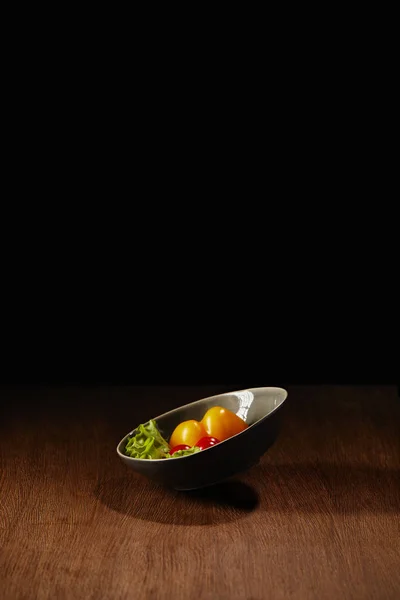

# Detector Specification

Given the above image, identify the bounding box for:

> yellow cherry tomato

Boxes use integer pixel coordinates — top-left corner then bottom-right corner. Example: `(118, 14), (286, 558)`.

(169, 419), (207, 448)
(201, 406), (248, 442)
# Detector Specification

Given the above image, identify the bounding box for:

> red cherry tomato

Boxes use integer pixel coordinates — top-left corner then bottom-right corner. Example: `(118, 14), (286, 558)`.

(196, 436), (221, 450)
(169, 444), (191, 455)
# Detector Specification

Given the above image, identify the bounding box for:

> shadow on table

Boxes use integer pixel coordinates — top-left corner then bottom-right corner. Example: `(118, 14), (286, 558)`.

(94, 463), (399, 524)
(94, 477), (259, 525)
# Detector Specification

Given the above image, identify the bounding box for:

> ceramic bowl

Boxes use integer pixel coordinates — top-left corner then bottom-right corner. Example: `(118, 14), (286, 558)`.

(116, 386), (288, 490)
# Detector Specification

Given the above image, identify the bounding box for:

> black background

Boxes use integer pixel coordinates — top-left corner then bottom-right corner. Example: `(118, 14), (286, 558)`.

(1, 199), (397, 390)
(1, 197), (397, 390)
(2, 58), (397, 392)
(1, 271), (397, 388)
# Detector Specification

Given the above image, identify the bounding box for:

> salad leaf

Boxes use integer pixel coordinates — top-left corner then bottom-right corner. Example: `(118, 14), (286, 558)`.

(166, 446), (201, 458)
(125, 419), (170, 459)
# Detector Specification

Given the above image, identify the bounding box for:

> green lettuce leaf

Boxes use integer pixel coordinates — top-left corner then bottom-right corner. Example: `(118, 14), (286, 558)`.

(166, 446), (201, 458)
(125, 419), (170, 459)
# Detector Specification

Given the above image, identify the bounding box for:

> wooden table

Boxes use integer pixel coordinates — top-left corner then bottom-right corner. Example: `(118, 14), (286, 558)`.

(1, 385), (399, 600)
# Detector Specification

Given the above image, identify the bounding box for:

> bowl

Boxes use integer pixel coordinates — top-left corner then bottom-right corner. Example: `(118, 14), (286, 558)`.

(116, 386), (288, 490)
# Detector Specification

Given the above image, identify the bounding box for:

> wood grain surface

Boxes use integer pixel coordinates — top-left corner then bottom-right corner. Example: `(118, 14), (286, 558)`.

(1, 385), (399, 600)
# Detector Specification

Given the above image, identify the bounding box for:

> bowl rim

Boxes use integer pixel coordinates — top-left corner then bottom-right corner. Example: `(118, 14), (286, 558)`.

(116, 386), (288, 462)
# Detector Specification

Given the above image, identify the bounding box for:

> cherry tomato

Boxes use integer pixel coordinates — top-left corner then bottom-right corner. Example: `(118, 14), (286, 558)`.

(169, 444), (191, 455)
(196, 436), (220, 450)
(169, 419), (207, 448)
(201, 406), (248, 442)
